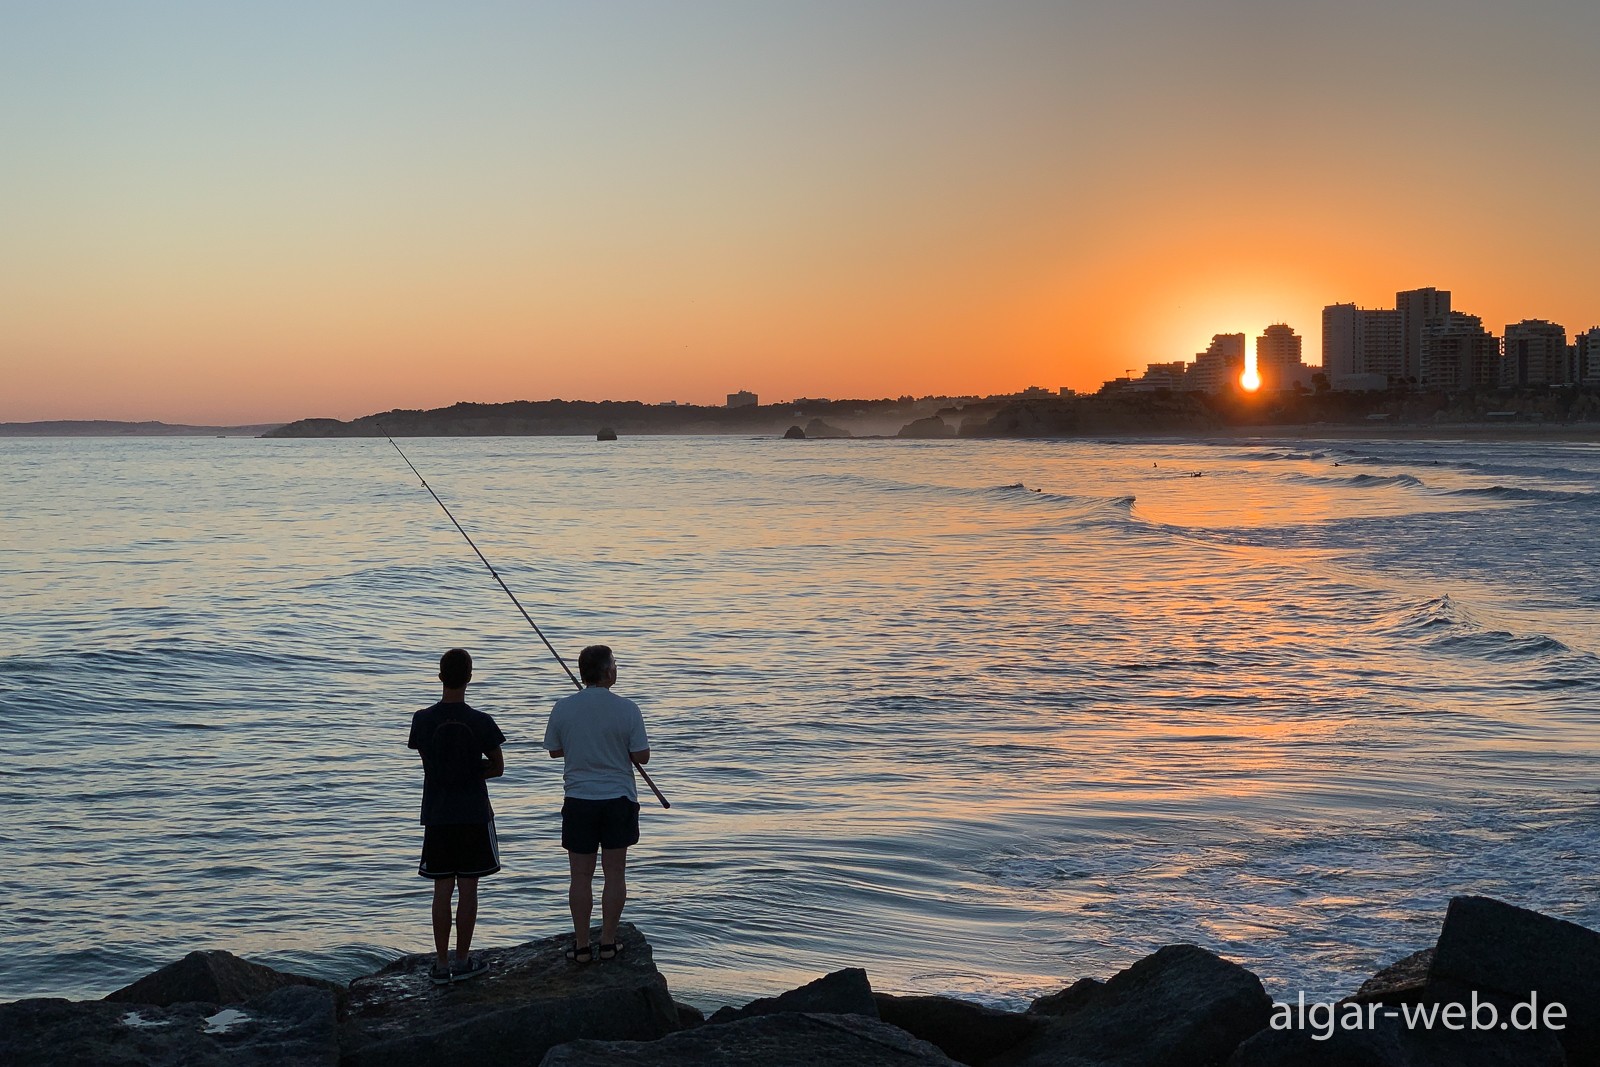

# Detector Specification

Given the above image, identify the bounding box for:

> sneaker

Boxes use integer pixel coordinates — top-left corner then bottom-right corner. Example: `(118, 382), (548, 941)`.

(452, 954), (488, 982)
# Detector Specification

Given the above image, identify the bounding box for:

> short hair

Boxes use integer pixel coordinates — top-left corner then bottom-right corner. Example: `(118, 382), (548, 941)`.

(439, 648), (473, 688)
(577, 644), (614, 684)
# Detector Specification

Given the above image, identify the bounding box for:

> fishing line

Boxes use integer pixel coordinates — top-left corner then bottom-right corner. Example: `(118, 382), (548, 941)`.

(382, 426), (670, 808)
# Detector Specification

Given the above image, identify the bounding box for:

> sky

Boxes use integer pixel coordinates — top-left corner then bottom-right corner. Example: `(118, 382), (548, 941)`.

(2, 0), (1597, 424)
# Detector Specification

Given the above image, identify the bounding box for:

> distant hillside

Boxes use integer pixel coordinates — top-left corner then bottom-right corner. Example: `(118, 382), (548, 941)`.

(0, 420), (284, 437)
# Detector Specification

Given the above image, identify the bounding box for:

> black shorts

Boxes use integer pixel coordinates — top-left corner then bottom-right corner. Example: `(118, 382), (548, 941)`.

(561, 796), (640, 854)
(418, 820), (501, 879)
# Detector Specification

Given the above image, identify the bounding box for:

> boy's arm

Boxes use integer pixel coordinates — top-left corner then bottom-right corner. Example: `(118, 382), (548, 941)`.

(482, 748), (504, 779)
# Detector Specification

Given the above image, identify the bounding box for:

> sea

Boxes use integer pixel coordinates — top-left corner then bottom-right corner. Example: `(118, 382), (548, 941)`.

(2, 434), (1597, 1010)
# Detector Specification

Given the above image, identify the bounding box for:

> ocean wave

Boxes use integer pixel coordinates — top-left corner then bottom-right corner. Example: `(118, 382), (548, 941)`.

(1286, 472), (1424, 489)
(1380, 595), (1573, 662)
(1443, 485), (1595, 504)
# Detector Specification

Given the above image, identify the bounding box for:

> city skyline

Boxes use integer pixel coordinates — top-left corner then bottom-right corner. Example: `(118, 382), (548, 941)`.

(4, 1), (1599, 424)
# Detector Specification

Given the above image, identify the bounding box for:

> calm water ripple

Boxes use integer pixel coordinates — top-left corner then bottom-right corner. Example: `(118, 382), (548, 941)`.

(2, 435), (1598, 1008)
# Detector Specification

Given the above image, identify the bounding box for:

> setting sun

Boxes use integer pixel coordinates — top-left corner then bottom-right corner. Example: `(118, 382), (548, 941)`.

(1240, 352), (1262, 392)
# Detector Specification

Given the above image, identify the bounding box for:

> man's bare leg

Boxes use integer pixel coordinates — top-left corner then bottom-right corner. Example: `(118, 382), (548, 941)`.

(431, 877), (455, 970)
(568, 851), (598, 947)
(599, 847), (627, 947)
(454, 877), (479, 965)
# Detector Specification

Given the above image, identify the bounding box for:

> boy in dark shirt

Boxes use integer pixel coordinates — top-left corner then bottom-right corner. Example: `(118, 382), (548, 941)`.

(408, 648), (505, 984)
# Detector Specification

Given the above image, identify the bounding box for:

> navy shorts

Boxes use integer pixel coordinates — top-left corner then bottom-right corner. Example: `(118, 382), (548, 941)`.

(418, 820), (501, 879)
(561, 796), (640, 854)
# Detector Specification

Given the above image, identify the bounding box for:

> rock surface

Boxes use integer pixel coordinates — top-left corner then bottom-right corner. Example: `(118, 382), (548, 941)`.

(874, 992), (1040, 1065)
(804, 418), (852, 438)
(897, 415), (955, 438)
(995, 944), (1271, 1067)
(541, 1011), (961, 1066)
(103, 948), (338, 1007)
(1429, 894), (1599, 1066)
(1028, 977), (1105, 1017)
(1349, 948), (1434, 1005)
(707, 967), (878, 1025)
(339, 923), (679, 1067)
(0, 984), (338, 1066)
(783, 424), (806, 439)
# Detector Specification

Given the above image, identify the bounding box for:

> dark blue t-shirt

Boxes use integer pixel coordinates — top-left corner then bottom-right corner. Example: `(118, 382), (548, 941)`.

(407, 701), (506, 825)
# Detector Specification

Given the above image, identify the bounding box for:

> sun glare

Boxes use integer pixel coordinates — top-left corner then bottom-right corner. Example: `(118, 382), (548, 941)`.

(1240, 352), (1261, 392)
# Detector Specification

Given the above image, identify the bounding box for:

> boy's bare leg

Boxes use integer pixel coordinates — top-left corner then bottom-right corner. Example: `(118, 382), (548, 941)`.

(431, 877), (455, 969)
(600, 847), (627, 946)
(568, 851), (598, 947)
(455, 877), (479, 964)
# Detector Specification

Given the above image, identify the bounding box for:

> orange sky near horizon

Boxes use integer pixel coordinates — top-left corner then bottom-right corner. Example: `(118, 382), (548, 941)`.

(3, 2), (1597, 425)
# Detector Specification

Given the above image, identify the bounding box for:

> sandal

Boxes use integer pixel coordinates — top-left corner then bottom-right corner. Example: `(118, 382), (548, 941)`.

(598, 942), (623, 961)
(429, 961), (452, 986)
(565, 943), (593, 964)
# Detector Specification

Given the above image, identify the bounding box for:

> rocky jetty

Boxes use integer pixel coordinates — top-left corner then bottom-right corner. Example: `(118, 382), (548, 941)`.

(2, 897), (1595, 1067)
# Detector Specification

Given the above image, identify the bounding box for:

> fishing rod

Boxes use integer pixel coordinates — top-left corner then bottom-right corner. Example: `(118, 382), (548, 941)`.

(381, 425), (670, 809)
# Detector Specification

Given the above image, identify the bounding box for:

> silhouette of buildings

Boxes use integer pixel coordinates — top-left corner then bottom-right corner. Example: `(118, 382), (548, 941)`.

(1322, 303), (1402, 386)
(1502, 320), (1569, 387)
(1397, 287), (1451, 381)
(726, 390), (759, 408)
(1421, 313), (1499, 391)
(1184, 333), (1247, 393)
(1577, 328), (1600, 386)
(1255, 324), (1313, 390)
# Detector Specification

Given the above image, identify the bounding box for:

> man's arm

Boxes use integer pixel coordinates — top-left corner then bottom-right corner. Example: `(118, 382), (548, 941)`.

(482, 748), (504, 779)
(548, 748), (563, 759)
(630, 748), (650, 766)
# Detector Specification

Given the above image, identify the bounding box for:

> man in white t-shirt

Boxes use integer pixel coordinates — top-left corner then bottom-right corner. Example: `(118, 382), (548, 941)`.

(543, 644), (650, 963)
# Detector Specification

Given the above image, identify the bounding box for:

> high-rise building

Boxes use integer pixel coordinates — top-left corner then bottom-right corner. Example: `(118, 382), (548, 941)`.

(1184, 333), (1246, 393)
(1577, 328), (1600, 386)
(1502, 320), (1570, 386)
(1421, 313), (1498, 391)
(1397, 287), (1451, 381)
(726, 390), (759, 408)
(1322, 303), (1402, 386)
(1255, 324), (1313, 390)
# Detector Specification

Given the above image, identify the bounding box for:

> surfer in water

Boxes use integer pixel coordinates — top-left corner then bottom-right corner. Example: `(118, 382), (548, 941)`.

(543, 644), (650, 963)
(409, 648), (505, 984)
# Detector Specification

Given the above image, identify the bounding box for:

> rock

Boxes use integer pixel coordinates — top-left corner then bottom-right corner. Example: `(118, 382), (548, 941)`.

(707, 968), (878, 1025)
(1429, 895), (1600, 1066)
(897, 415), (955, 439)
(1027, 977), (1104, 1017)
(1349, 948), (1434, 1005)
(596, 428), (618, 441)
(541, 1011), (961, 1066)
(804, 418), (852, 438)
(1229, 1009), (1566, 1066)
(783, 424), (806, 439)
(339, 923), (679, 1067)
(103, 949), (340, 1007)
(674, 1000), (705, 1028)
(874, 993), (1040, 1065)
(994, 944), (1270, 1067)
(0, 984), (339, 1066)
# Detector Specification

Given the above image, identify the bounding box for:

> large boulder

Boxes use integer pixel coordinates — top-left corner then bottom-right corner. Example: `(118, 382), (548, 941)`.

(804, 418), (852, 438)
(339, 923), (679, 1067)
(995, 944), (1271, 1067)
(103, 949), (338, 1007)
(783, 424), (806, 439)
(541, 1011), (960, 1066)
(707, 968), (878, 1025)
(897, 415), (955, 439)
(1429, 895), (1600, 1066)
(0, 984), (338, 1066)
(874, 993), (1040, 1066)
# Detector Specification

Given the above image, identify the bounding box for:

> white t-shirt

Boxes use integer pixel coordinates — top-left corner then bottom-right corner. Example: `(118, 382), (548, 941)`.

(543, 686), (649, 801)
